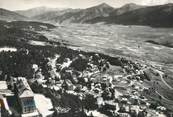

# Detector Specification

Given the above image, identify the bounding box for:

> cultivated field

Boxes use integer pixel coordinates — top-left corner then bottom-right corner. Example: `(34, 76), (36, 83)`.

(44, 23), (173, 63)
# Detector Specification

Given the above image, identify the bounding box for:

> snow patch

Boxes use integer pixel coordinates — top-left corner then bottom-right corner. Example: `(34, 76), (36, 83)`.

(0, 47), (17, 52)
(34, 94), (54, 117)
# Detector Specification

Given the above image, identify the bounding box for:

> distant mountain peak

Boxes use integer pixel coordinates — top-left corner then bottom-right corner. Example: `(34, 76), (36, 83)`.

(108, 3), (144, 17)
(96, 3), (113, 8)
(125, 3), (138, 6)
(99, 3), (110, 6)
(122, 3), (141, 8)
(165, 3), (173, 7)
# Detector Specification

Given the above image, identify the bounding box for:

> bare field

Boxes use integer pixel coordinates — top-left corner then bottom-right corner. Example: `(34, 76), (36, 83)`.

(43, 23), (173, 63)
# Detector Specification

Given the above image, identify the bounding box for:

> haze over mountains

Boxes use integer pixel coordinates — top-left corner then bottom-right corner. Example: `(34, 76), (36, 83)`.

(1, 3), (173, 27)
(0, 8), (26, 21)
(32, 8), (81, 23)
(15, 6), (67, 18)
(50, 3), (114, 23)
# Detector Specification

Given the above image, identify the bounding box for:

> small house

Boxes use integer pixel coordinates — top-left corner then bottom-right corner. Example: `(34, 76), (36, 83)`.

(15, 77), (39, 117)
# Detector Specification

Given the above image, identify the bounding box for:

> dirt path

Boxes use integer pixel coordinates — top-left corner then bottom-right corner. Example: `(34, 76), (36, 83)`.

(49, 54), (61, 78)
(155, 91), (171, 102)
(154, 69), (173, 90)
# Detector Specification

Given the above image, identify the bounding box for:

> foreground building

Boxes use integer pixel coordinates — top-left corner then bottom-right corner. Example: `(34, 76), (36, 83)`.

(0, 81), (13, 117)
(15, 77), (40, 117)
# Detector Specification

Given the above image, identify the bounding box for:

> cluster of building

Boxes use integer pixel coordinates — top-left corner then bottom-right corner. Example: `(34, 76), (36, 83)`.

(32, 53), (169, 117)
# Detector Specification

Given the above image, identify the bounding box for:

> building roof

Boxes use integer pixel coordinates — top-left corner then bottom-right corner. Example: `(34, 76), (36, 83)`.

(16, 77), (34, 98)
(0, 81), (8, 90)
(0, 81), (14, 96)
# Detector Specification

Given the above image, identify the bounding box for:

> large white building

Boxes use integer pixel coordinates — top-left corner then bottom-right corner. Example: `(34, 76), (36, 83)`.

(15, 77), (40, 117)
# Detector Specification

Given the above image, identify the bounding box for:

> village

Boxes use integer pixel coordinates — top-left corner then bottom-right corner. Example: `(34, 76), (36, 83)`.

(0, 51), (171, 117)
(1, 0), (173, 116)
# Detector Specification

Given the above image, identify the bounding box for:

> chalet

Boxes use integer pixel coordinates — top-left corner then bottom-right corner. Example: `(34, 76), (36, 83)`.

(15, 77), (40, 117)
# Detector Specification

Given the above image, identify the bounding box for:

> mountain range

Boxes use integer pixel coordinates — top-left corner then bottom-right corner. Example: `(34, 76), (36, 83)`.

(0, 8), (26, 21)
(1, 3), (173, 27)
(15, 6), (66, 18)
(31, 3), (114, 23)
(53, 3), (114, 23)
(85, 3), (144, 23)
(88, 3), (173, 27)
(32, 8), (81, 23)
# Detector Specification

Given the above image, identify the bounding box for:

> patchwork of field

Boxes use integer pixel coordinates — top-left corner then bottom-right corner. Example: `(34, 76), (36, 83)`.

(44, 23), (173, 64)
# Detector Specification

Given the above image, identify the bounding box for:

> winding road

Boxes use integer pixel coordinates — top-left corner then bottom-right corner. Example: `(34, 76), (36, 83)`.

(49, 54), (61, 78)
(153, 69), (173, 90)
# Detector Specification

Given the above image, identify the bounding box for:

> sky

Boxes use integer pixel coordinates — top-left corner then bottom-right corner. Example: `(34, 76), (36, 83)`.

(0, 0), (173, 11)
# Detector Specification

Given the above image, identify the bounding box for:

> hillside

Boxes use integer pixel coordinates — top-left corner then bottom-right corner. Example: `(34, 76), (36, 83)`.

(15, 6), (63, 18)
(109, 3), (145, 16)
(0, 20), (173, 116)
(88, 3), (173, 27)
(0, 20), (56, 47)
(2, 3), (173, 27)
(37, 3), (115, 23)
(0, 8), (27, 21)
(86, 3), (145, 23)
(109, 3), (173, 27)
(64, 3), (114, 23)
(32, 9), (80, 22)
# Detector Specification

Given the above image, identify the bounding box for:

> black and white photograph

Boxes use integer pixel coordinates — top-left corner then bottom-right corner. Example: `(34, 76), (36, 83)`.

(0, 0), (173, 117)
